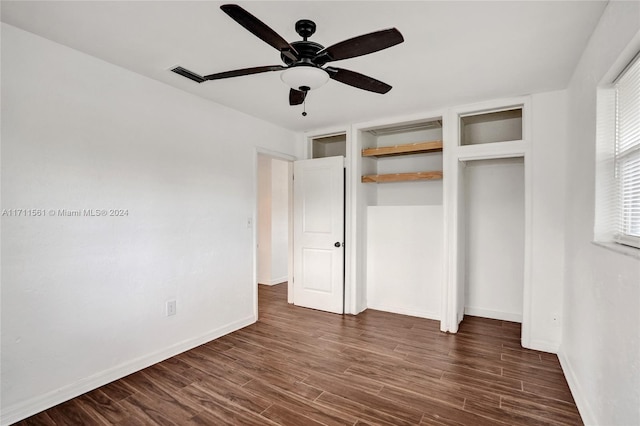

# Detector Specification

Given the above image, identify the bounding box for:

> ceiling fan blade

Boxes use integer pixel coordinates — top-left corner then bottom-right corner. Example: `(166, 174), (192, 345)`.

(220, 4), (298, 61)
(203, 65), (286, 81)
(289, 88), (307, 105)
(314, 28), (404, 64)
(325, 67), (392, 94)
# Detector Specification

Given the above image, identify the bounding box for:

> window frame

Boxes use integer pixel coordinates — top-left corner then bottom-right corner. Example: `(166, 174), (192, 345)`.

(613, 52), (640, 250)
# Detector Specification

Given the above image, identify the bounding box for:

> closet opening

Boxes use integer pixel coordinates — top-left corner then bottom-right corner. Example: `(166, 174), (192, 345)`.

(360, 118), (444, 320)
(461, 157), (525, 324)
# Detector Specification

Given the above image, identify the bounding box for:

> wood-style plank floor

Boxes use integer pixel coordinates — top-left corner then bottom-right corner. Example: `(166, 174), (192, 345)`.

(16, 283), (582, 425)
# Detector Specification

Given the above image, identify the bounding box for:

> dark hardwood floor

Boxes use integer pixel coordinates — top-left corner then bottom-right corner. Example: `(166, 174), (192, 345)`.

(16, 283), (582, 425)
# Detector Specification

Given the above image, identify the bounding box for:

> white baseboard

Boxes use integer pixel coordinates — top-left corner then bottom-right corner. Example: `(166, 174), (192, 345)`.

(354, 298), (367, 315)
(464, 307), (523, 323)
(525, 338), (560, 354)
(271, 276), (287, 285)
(367, 302), (440, 321)
(558, 349), (597, 426)
(258, 277), (287, 286)
(1, 315), (256, 426)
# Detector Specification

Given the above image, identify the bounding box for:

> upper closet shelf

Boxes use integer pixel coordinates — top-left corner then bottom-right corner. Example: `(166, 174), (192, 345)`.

(361, 140), (443, 158)
(362, 171), (443, 183)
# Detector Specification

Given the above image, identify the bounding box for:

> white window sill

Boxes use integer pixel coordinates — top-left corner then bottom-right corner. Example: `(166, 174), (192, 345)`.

(592, 241), (640, 260)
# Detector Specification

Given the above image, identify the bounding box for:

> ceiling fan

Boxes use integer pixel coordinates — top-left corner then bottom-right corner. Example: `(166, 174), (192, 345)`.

(171, 4), (404, 114)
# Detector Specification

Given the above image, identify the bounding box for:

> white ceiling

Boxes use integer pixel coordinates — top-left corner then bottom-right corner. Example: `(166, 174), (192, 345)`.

(1, 1), (607, 132)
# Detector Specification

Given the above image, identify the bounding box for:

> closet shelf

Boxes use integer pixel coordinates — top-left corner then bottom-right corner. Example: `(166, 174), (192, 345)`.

(362, 171), (443, 183)
(361, 140), (443, 158)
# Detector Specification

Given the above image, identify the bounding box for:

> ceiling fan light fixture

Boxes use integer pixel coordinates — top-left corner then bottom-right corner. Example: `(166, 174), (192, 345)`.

(280, 65), (329, 91)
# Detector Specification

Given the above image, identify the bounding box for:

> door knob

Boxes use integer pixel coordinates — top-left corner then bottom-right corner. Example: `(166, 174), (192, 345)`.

(334, 242), (342, 248)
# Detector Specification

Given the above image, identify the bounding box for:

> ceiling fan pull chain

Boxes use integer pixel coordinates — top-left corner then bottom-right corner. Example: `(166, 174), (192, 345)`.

(302, 97), (307, 117)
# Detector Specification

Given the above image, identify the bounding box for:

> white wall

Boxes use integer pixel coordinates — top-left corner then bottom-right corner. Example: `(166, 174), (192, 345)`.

(257, 156), (289, 285)
(463, 158), (525, 322)
(561, 2), (640, 425)
(528, 90), (568, 350)
(270, 158), (289, 284)
(0, 23), (298, 424)
(366, 206), (443, 319)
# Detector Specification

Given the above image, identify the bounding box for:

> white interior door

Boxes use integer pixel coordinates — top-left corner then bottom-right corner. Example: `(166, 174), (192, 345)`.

(293, 156), (344, 314)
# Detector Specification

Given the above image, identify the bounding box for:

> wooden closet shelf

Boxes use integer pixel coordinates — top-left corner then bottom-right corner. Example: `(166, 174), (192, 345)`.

(362, 140), (443, 157)
(362, 171), (443, 183)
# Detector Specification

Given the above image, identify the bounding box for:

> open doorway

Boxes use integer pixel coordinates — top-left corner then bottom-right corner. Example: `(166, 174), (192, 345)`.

(254, 131), (350, 317)
(256, 153), (293, 316)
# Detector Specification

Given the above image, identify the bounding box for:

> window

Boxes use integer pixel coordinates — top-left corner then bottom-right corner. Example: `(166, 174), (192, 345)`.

(614, 54), (640, 249)
(595, 52), (640, 252)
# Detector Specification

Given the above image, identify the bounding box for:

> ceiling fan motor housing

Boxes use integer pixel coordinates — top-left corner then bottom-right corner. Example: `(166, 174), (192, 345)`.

(281, 41), (325, 66)
(279, 19), (334, 67)
(295, 19), (316, 39)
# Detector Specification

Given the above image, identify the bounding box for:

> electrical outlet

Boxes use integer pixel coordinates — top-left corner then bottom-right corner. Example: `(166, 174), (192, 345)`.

(166, 300), (176, 316)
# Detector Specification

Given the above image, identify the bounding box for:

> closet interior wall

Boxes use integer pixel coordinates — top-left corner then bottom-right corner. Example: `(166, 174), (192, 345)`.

(463, 157), (525, 322)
